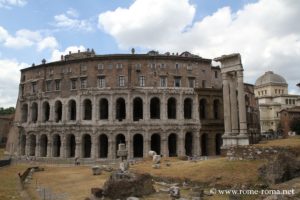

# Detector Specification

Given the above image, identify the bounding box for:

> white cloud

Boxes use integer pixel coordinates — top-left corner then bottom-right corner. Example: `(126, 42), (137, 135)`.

(0, 0), (27, 9)
(0, 59), (27, 107)
(37, 36), (58, 51)
(53, 8), (93, 31)
(98, 0), (300, 91)
(50, 45), (86, 61)
(0, 26), (59, 51)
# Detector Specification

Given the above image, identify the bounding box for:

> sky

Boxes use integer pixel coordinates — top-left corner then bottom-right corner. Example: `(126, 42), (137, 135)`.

(0, 0), (299, 107)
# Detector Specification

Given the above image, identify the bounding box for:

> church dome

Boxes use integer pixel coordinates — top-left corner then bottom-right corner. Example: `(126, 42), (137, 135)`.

(255, 71), (287, 87)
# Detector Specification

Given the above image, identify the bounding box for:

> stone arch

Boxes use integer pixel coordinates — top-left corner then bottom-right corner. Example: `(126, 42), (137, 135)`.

(82, 134), (92, 158)
(54, 100), (63, 122)
(83, 99), (92, 120)
(150, 97), (160, 119)
(215, 133), (223, 155)
(31, 102), (38, 123)
(99, 98), (109, 120)
(168, 133), (177, 157)
(99, 134), (108, 158)
(199, 99), (207, 119)
(20, 134), (26, 155)
(133, 134), (143, 158)
(42, 101), (50, 122)
(201, 133), (208, 156)
(66, 134), (76, 158)
(184, 98), (193, 119)
(68, 99), (77, 121)
(213, 99), (221, 119)
(185, 132), (193, 156)
(21, 103), (28, 123)
(133, 97), (143, 121)
(40, 134), (48, 157)
(167, 97), (177, 119)
(29, 134), (36, 156)
(115, 133), (126, 157)
(151, 133), (161, 155)
(52, 134), (61, 157)
(116, 98), (126, 121)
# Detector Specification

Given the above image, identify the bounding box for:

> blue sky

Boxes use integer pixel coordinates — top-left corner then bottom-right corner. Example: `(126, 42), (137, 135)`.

(0, 0), (299, 107)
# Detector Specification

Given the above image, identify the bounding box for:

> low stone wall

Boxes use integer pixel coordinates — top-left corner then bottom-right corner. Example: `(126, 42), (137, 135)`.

(225, 146), (292, 160)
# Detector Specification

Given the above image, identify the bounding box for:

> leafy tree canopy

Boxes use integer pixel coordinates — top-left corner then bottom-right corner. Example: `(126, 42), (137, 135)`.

(0, 107), (15, 115)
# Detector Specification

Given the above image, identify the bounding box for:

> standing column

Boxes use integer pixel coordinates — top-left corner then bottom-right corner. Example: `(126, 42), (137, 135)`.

(178, 93), (183, 120)
(161, 135), (168, 157)
(60, 135), (66, 158)
(193, 95), (199, 121)
(144, 93), (149, 120)
(91, 134), (97, 159)
(76, 97), (81, 122)
(108, 135), (115, 159)
(178, 130), (185, 156)
(222, 73), (232, 135)
(37, 100), (42, 123)
(25, 135), (30, 156)
(126, 93), (132, 121)
(143, 131), (150, 157)
(162, 94), (167, 120)
(92, 96), (97, 122)
(237, 70), (248, 135)
(75, 136), (81, 158)
(109, 94), (114, 122)
(47, 136), (52, 157)
(229, 74), (239, 135)
(193, 131), (200, 157)
(36, 135), (40, 157)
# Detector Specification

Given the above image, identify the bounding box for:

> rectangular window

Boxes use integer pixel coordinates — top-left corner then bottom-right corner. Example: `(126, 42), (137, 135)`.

(80, 64), (87, 72)
(80, 78), (87, 89)
(70, 79), (77, 90)
(275, 89), (277, 94)
(46, 80), (52, 91)
(160, 77), (167, 87)
(160, 63), (166, 68)
(139, 76), (145, 87)
(188, 78), (195, 88)
(119, 76), (125, 87)
(97, 64), (104, 70)
(150, 63), (156, 69)
(135, 63), (141, 70)
(187, 64), (192, 71)
(202, 80), (206, 88)
(32, 82), (37, 93)
(175, 63), (180, 70)
(20, 84), (24, 97)
(55, 79), (61, 91)
(116, 63), (123, 69)
(214, 71), (218, 78)
(286, 99), (288, 104)
(98, 76), (106, 88)
(174, 77), (181, 87)
(108, 64), (113, 70)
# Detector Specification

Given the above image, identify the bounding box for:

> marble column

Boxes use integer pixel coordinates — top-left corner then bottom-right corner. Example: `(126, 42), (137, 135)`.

(229, 74), (239, 135)
(222, 73), (232, 135)
(237, 70), (248, 135)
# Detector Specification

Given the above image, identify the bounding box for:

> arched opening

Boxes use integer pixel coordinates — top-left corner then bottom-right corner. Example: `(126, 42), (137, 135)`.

(54, 101), (63, 122)
(42, 102), (50, 122)
(99, 134), (108, 158)
(199, 99), (207, 119)
(185, 132), (193, 156)
(20, 134), (26, 155)
(53, 134), (61, 157)
(82, 134), (92, 158)
(167, 97), (176, 119)
(21, 104), (28, 123)
(66, 134), (76, 158)
(184, 98), (193, 119)
(150, 97), (160, 119)
(31, 102), (38, 123)
(83, 99), (92, 120)
(151, 134), (161, 155)
(116, 98), (126, 121)
(29, 134), (36, 156)
(116, 134), (126, 157)
(99, 98), (109, 120)
(68, 100), (76, 121)
(133, 134), (143, 158)
(168, 133), (177, 157)
(40, 134), (48, 157)
(201, 133), (208, 156)
(215, 133), (223, 155)
(213, 99), (220, 119)
(133, 97), (143, 121)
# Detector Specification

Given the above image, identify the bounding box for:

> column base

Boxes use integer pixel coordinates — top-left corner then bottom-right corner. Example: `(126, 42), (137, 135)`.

(221, 134), (249, 149)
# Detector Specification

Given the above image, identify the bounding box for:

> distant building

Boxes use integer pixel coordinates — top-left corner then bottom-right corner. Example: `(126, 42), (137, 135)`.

(279, 106), (300, 136)
(254, 71), (300, 134)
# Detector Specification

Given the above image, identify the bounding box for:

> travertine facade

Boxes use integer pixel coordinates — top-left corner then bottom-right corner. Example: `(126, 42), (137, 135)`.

(14, 50), (225, 160)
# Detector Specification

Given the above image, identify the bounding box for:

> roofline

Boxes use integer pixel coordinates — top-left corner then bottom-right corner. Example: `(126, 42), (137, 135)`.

(20, 53), (212, 72)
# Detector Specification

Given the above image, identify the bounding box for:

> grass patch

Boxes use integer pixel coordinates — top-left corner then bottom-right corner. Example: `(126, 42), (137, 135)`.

(0, 164), (29, 200)
(256, 136), (300, 148)
(132, 158), (266, 187)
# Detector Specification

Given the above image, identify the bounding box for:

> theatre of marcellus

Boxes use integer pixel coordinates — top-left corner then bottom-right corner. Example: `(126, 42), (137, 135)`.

(6, 49), (260, 161)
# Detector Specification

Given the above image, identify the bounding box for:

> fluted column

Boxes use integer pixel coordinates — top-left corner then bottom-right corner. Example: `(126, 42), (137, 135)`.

(237, 70), (248, 135)
(229, 74), (239, 135)
(222, 73), (232, 135)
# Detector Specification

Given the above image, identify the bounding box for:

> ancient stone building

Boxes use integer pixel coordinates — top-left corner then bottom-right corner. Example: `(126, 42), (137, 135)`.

(0, 114), (14, 148)
(14, 50), (226, 160)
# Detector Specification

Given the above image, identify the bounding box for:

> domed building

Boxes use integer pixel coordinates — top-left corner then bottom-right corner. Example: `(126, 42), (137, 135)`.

(254, 71), (300, 135)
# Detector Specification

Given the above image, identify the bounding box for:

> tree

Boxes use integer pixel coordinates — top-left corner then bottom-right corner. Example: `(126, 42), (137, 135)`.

(290, 118), (300, 135)
(0, 107), (15, 115)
